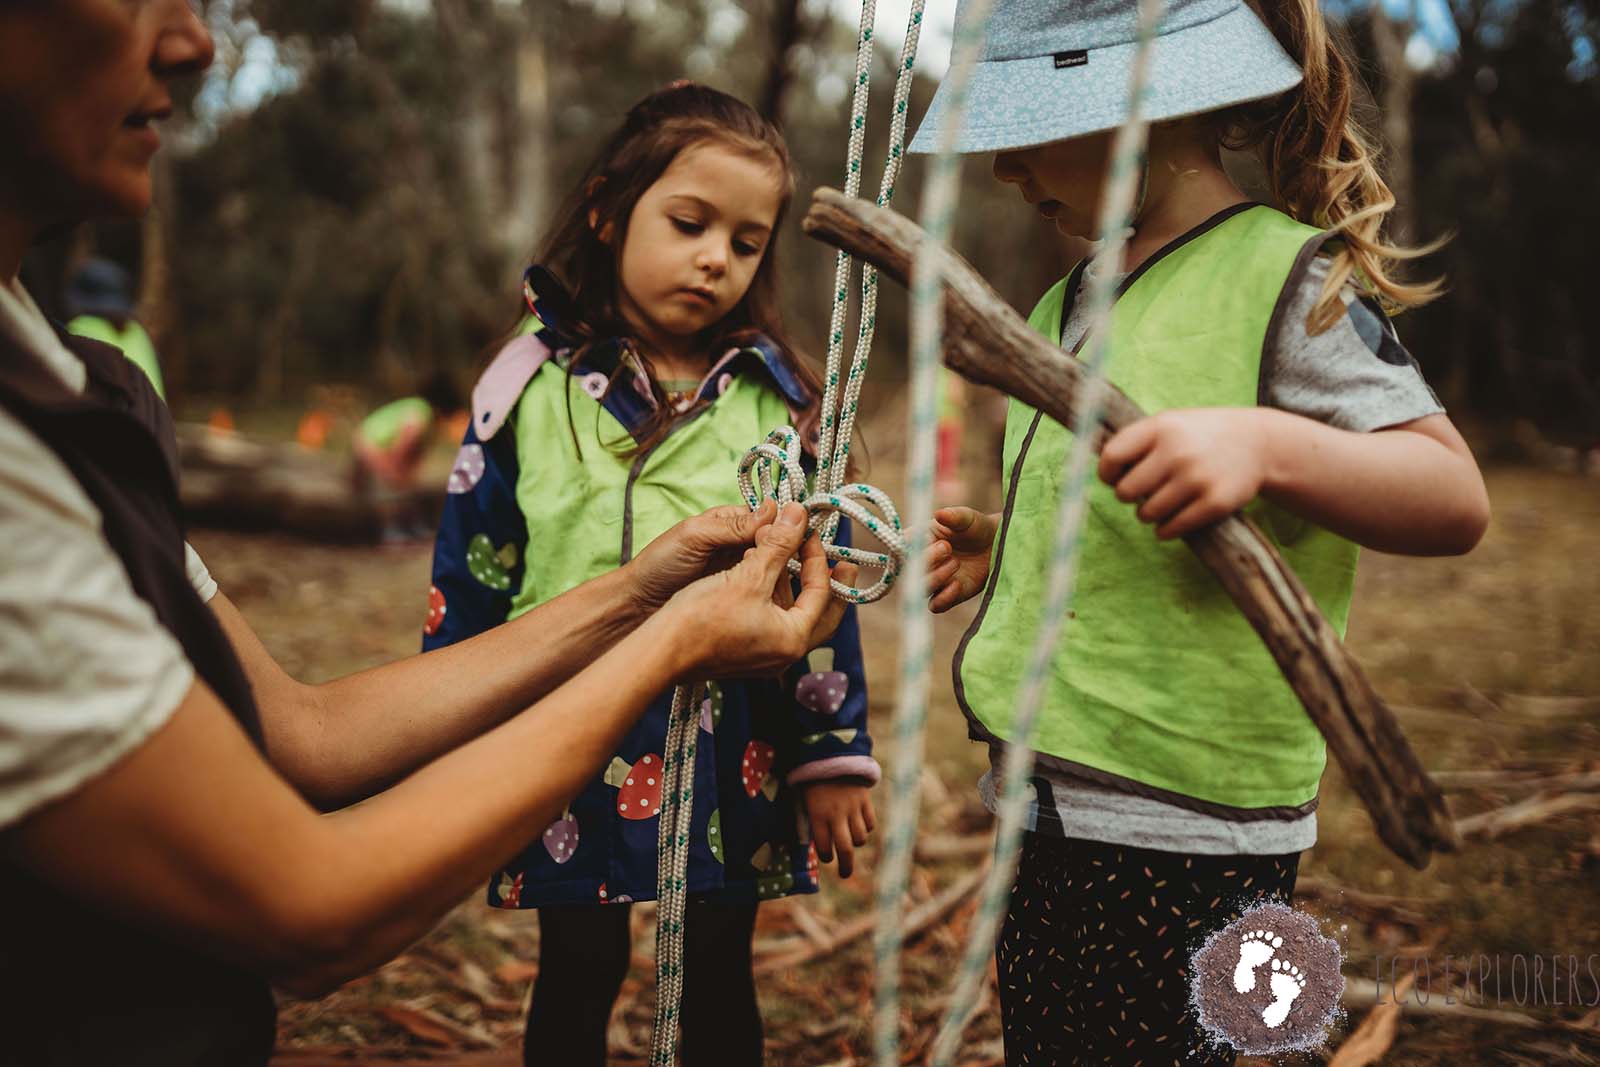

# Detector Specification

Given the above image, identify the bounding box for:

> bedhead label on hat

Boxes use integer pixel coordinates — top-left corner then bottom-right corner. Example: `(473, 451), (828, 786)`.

(1053, 50), (1088, 68)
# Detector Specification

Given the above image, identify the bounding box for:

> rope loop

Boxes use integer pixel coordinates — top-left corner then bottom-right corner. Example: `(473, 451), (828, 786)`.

(735, 426), (906, 605)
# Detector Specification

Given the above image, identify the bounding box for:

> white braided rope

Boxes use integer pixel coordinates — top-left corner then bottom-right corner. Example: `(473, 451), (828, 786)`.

(737, 427), (906, 604)
(648, 681), (702, 1067)
(648, 7), (927, 1062)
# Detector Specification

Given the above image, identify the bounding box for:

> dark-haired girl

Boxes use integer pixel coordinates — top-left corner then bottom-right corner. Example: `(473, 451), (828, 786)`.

(425, 83), (877, 1067)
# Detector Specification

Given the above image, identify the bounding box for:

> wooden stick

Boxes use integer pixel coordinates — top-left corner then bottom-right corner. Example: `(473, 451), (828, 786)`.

(753, 862), (990, 975)
(1454, 791), (1600, 842)
(802, 187), (1459, 869)
(1327, 971), (1414, 1067)
(1430, 769), (1600, 793)
(1292, 877), (1432, 928)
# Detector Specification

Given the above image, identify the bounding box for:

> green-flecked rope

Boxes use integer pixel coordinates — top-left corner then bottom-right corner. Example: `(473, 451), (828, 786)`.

(650, 5), (929, 1062)
(923, 2), (1169, 1063)
(869, 0), (998, 1063)
(814, 0), (927, 546)
(648, 681), (703, 1067)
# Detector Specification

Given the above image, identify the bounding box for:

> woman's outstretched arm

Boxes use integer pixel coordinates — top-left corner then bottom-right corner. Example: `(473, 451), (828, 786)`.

(3, 512), (847, 998)
(230, 502), (781, 809)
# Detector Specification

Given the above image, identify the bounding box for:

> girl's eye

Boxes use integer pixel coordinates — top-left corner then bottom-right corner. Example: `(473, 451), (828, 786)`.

(671, 218), (705, 235)
(734, 240), (762, 257)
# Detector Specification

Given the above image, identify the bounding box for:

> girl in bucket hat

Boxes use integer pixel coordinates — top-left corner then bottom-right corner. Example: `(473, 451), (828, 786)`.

(917, 1), (1489, 1062)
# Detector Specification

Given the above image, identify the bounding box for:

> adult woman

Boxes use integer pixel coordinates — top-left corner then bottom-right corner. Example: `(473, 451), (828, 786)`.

(0, 3), (850, 1063)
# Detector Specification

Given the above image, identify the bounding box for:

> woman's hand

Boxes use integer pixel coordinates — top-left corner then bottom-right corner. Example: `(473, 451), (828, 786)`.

(1097, 408), (1270, 540)
(659, 503), (853, 679)
(927, 506), (1000, 612)
(803, 780), (876, 879)
(624, 500), (782, 616)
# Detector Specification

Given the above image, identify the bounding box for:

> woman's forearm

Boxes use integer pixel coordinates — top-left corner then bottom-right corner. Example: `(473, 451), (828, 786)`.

(252, 564), (651, 809)
(6, 605), (693, 1001)
(285, 608), (690, 991)
(1258, 410), (1490, 555)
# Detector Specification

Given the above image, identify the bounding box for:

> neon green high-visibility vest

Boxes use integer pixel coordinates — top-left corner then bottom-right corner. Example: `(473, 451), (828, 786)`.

(68, 316), (164, 400)
(507, 361), (796, 616)
(954, 205), (1357, 815)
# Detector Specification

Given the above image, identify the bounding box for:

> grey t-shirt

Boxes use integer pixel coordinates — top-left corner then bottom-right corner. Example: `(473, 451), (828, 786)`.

(979, 253), (1444, 856)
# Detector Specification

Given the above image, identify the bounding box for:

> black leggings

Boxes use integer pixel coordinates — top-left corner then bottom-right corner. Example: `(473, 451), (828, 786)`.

(996, 833), (1300, 1067)
(523, 899), (763, 1067)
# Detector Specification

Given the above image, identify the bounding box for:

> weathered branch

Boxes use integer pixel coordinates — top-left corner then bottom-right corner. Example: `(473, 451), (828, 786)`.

(802, 187), (1460, 869)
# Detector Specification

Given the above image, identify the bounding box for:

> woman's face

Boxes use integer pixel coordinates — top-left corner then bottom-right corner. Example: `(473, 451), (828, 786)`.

(992, 132), (1116, 240)
(0, 0), (213, 228)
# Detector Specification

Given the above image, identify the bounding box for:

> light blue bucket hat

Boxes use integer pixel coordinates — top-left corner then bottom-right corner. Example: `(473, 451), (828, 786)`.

(908, 0), (1303, 155)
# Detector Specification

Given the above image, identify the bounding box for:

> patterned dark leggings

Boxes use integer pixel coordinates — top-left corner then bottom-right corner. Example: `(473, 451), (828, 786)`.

(523, 899), (763, 1067)
(996, 834), (1300, 1067)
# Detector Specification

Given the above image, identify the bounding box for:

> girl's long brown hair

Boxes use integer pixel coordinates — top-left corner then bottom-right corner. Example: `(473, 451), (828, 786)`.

(530, 83), (821, 457)
(1226, 0), (1444, 333)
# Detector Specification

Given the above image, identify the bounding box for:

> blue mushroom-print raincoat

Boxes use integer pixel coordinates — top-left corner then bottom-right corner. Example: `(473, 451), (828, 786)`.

(424, 267), (876, 908)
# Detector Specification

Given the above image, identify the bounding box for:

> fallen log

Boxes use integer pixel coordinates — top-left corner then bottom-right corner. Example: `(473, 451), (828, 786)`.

(802, 187), (1459, 870)
(175, 423), (442, 542)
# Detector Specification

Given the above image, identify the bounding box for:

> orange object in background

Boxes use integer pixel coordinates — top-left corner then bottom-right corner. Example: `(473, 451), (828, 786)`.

(207, 407), (235, 435)
(296, 408), (334, 450)
(442, 409), (470, 445)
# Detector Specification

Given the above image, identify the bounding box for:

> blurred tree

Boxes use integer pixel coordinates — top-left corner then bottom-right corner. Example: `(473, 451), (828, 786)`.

(29, 0), (1590, 451)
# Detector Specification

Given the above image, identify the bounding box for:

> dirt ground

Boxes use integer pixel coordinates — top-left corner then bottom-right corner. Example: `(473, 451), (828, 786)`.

(193, 455), (1600, 1066)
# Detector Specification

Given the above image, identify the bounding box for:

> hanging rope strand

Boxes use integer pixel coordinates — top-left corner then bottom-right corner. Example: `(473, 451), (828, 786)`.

(824, 3), (927, 540)
(868, 1), (997, 1062)
(648, 681), (702, 1067)
(650, 9), (928, 1060)
(922, 2), (1169, 1062)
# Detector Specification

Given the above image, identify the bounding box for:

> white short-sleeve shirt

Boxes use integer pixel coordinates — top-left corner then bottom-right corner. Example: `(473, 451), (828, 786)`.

(0, 277), (217, 830)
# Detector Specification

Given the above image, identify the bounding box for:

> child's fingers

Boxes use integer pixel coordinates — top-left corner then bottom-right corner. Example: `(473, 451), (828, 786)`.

(832, 815), (856, 878)
(1108, 447), (1175, 504)
(927, 556), (961, 592)
(812, 817), (834, 863)
(1155, 496), (1228, 541)
(1136, 479), (1201, 527)
(932, 505), (977, 531)
(1098, 419), (1158, 485)
(848, 809), (869, 848)
(862, 796), (876, 833)
(929, 579), (967, 614)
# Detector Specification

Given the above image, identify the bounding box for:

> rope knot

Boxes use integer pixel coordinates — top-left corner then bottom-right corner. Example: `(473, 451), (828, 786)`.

(736, 426), (906, 604)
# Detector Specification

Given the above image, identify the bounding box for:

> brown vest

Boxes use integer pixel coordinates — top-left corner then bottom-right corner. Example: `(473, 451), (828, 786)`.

(0, 329), (276, 1066)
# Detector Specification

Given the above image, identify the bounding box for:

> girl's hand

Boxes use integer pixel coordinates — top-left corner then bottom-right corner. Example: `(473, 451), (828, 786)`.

(927, 506), (1000, 613)
(1098, 408), (1269, 540)
(661, 504), (854, 678)
(803, 780), (876, 879)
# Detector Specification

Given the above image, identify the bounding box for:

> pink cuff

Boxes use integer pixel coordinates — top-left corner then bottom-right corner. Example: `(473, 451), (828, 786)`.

(788, 755), (881, 787)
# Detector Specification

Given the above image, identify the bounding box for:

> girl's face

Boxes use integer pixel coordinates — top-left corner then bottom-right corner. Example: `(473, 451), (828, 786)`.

(0, 0), (212, 229)
(993, 132), (1116, 240)
(611, 140), (785, 363)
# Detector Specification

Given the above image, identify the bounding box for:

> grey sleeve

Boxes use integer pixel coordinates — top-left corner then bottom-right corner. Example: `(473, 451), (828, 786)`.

(1261, 255), (1444, 433)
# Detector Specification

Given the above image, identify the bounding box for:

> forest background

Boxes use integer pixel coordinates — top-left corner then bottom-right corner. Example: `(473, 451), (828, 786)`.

(19, 0), (1600, 455)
